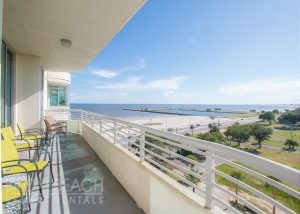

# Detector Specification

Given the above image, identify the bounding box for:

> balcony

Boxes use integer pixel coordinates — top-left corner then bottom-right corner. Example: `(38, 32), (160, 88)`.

(14, 109), (299, 214)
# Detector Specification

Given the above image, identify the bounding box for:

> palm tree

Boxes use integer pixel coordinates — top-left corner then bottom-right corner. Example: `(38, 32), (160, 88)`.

(285, 139), (299, 151)
(230, 171), (243, 204)
(185, 167), (200, 192)
(190, 124), (195, 135)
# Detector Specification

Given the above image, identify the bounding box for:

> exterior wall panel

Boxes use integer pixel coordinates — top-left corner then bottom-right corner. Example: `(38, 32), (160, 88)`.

(15, 53), (42, 129)
(80, 122), (209, 214)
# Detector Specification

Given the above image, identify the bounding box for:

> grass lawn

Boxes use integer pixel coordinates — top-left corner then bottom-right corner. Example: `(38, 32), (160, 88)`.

(225, 113), (259, 119)
(260, 149), (300, 170)
(216, 164), (300, 213)
(265, 123), (300, 149)
(193, 121), (300, 212)
(248, 121), (300, 149)
(143, 122), (163, 126)
(222, 121), (300, 149)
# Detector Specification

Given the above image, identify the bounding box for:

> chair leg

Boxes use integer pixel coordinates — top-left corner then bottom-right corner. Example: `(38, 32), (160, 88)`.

(35, 140), (40, 160)
(37, 149), (40, 160)
(50, 162), (54, 183)
(20, 196), (23, 214)
(27, 187), (31, 212)
(36, 171), (44, 201)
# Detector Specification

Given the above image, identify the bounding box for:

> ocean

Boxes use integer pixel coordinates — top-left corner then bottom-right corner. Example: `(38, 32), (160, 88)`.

(70, 104), (297, 118)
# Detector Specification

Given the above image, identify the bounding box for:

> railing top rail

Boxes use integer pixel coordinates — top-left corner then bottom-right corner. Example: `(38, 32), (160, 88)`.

(47, 108), (300, 188)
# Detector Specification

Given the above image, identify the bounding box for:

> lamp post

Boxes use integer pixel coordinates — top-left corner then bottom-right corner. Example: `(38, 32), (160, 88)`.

(290, 124), (293, 140)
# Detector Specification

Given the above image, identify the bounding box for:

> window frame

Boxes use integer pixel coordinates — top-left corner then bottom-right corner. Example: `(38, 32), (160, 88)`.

(49, 85), (68, 107)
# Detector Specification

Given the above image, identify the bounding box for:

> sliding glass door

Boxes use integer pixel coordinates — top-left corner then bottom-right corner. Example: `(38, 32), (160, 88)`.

(1, 40), (14, 127)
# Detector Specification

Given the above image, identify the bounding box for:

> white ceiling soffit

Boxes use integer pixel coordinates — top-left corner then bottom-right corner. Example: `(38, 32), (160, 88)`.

(3, 0), (146, 72)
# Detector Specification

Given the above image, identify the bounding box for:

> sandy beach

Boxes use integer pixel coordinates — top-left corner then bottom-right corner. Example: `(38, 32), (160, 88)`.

(124, 114), (259, 134)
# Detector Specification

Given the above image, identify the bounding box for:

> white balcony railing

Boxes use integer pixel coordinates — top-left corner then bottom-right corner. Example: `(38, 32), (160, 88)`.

(45, 109), (300, 214)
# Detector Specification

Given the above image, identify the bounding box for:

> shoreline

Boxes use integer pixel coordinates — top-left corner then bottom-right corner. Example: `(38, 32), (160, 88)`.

(124, 114), (259, 134)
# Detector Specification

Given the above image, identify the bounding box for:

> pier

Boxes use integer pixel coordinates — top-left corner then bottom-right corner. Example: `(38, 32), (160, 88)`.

(124, 107), (252, 116)
(123, 107), (190, 116)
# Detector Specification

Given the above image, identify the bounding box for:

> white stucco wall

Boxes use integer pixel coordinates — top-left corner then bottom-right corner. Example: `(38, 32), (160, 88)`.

(15, 53), (42, 129)
(47, 71), (71, 86)
(79, 122), (210, 214)
(44, 71), (71, 114)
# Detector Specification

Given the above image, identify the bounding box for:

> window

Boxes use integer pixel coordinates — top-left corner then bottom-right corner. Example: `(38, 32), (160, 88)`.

(50, 86), (67, 106)
(1, 40), (14, 127)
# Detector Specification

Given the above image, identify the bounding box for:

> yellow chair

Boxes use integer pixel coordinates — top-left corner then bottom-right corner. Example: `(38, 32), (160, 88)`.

(17, 123), (45, 141)
(2, 127), (37, 149)
(2, 182), (30, 213)
(1, 140), (54, 201)
(2, 127), (38, 159)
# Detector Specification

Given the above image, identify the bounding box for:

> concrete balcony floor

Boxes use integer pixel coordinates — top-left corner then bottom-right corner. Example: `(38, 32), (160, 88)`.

(61, 134), (144, 214)
(25, 133), (143, 214)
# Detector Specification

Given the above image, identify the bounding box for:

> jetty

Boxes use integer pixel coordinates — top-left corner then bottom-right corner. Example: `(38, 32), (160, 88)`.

(179, 108), (249, 114)
(123, 107), (190, 116)
(124, 107), (253, 116)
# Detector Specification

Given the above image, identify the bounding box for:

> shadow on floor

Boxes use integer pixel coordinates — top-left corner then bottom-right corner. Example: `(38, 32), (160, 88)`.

(61, 133), (144, 214)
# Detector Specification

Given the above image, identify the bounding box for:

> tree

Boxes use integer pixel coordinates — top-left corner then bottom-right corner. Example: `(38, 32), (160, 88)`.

(264, 176), (281, 214)
(250, 123), (273, 148)
(259, 112), (275, 125)
(190, 124), (195, 135)
(272, 109), (280, 114)
(185, 167), (201, 192)
(145, 135), (166, 156)
(278, 108), (300, 125)
(230, 171), (243, 203)
(196, 132), (225, 144)
(208, 123), (219, 133)
(186, 154), (201, 192)
(278, 109), (300, 141)
(285, 139), (299, 151)
(224, 124), (251, 147)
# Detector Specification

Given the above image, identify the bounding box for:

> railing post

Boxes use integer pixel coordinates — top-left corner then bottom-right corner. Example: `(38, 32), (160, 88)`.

(99, 119), (103, 134)
(127, 129), (131, 147)
(139, 129), (145, 162)
(205, 150), (215, 210)
(91, 114), (94, 128)
(113, 121), (116, 144)
(81, 110), (83, 122)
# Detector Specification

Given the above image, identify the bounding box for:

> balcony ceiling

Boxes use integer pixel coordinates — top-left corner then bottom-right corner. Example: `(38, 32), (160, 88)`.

(3, 0), (146, 72)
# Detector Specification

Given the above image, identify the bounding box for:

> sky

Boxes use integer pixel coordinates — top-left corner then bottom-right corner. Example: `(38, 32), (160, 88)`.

(71, 0), (300, 104)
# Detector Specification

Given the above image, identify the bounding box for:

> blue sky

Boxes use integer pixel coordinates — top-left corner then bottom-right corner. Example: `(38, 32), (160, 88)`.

(71, 0), (300, 104)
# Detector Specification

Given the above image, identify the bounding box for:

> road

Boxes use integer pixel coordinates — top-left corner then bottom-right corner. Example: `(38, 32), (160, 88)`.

(171, 117), (259, 135)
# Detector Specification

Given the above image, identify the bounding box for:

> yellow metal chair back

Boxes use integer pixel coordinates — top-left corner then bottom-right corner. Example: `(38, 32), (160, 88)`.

(1, 127), (16, 140)
(2, 182), (29, 203)
(1, 139), (20, 167)
(17, 123), (26, 135)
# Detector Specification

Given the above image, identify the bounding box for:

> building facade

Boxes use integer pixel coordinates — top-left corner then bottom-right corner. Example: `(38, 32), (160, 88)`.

(0, 0), (146, 131)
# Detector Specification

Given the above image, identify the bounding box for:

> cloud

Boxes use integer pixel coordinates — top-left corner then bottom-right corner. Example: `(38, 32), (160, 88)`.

(96, 76), (188, 91)
(92, 70), (119, 78)
(218, 77), (300, 104)
(163, 91), (194, 99)
(71, 91), (128, 103)
(91, 58), (147, 78)
(219, 78), (300, 95)
(119, 58), (146, 72)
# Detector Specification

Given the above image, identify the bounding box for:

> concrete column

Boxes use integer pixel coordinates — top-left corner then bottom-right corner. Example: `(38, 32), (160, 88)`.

(15, 53), (42, 129)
